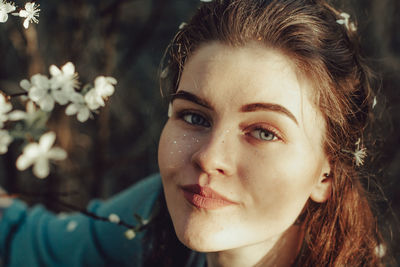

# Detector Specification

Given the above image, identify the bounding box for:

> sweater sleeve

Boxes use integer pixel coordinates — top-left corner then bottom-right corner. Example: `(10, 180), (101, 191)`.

(0, 173), (162, 267)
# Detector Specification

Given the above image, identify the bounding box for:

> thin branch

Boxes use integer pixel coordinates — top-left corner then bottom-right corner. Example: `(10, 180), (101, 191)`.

(0, 192), (151, 232)
(9, 92), (27, 98)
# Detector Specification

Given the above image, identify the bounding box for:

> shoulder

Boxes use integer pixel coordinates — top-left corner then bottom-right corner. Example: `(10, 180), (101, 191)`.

(90, 173), (162, 220)
(88, 173), (163, 265)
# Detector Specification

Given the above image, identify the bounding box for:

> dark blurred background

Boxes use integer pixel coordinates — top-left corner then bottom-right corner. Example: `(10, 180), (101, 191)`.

(0, 0), (399, 262)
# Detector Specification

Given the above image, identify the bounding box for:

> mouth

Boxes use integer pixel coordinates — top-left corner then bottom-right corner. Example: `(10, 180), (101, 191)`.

(180, 184), (237, 209)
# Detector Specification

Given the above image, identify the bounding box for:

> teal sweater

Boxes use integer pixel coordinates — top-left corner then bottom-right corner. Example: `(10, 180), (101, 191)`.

(0, 174), (206, 267)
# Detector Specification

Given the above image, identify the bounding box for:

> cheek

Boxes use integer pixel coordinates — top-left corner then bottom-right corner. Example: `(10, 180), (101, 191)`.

(237, 144), (321, 222)
(158, 121), (199, 177)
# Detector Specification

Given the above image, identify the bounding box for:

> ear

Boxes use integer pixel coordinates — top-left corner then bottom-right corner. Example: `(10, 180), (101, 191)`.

(310, 159), (332, 203)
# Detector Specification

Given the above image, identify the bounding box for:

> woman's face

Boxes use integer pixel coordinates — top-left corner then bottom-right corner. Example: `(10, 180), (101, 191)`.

(158, 42), (331, 252)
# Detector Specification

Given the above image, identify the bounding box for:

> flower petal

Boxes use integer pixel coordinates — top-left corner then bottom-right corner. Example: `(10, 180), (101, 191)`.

(26, 101), (36, 113)
(61, 62), (75, 75)
(65, 103), (78, 115)
(23, 18), (30, 29)
(32, 74), (50, 89)
(20, 79), (31, 91)
(105, 77), (117, 85)
(49, 65), (61, 76)
(52, 90), (69, 105)
(28, 87), (46, 101)
(4, 3), (16, 13)
(18, 10), (28, 18)
(124, 229), (136, 240)
(38, 95), (55, 112)
(0, 13), (8, 23)
(39, 132), (56, 151)
(69, 92), (84, 104)
(77, 108), (90, 122)
(0, 130), (12, 154)
(33, 157), (50, 179)
(7, 110), (26, 121)
(23, 143), (40, 158)
(16, 154), (34, 170)
(84, 89), (101, 110)
(47, 147), (67, 160)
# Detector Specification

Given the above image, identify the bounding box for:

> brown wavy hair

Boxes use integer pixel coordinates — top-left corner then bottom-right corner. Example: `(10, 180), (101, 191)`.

(145, 0), (389, 266)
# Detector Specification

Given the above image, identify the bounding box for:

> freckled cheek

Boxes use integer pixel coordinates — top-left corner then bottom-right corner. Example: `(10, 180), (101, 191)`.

(158, 123), (201, 173)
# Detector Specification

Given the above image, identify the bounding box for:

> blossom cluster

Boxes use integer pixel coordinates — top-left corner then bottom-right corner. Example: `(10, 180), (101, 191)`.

(0, 1), (40, 29)
(1, 0), (140, 241)
(20, 62), (117, 122)
(0, 62), (116, 178)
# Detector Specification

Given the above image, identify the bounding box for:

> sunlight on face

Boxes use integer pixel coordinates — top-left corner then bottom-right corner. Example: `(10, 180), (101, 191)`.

(158, 42), (331, 252)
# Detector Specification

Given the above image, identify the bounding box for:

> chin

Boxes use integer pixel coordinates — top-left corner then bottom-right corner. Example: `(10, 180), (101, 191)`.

(171, 214), (253, 252)
(175, 228), (233, 252)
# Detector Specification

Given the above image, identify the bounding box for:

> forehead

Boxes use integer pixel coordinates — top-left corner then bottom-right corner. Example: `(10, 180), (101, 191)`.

(179, 42), (320, 117)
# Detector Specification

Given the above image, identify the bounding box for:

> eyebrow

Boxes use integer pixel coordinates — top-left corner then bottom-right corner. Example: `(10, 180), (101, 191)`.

(240, 103), (298, 125)
(171, 90), (298, 125)
(171, 90), (212, 109)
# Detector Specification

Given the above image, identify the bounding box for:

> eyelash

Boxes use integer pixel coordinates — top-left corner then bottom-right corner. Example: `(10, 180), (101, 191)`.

(177, 110), (211, 127)
(176, 110), (281, 142)
(246, 126), (280, 142)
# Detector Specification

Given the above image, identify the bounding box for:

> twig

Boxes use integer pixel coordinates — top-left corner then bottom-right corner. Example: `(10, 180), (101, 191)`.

(0, 192), (150, 231)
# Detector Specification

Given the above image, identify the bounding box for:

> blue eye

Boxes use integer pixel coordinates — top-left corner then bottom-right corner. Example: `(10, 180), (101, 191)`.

(249, 128), (278, 141)
(181, 112), (211, 127)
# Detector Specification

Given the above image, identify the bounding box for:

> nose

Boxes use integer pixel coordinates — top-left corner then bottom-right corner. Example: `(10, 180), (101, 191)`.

(191, 129), (234, 177)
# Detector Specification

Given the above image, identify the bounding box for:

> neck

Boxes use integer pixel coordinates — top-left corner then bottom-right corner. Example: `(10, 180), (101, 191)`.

(206, 224), (304, 267)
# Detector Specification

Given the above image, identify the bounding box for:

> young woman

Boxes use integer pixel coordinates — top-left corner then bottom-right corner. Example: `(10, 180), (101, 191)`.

(0, 0), (389, 266)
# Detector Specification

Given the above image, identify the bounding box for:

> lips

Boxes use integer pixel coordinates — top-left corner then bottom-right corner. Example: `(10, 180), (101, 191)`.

(181, 184), (237, 209)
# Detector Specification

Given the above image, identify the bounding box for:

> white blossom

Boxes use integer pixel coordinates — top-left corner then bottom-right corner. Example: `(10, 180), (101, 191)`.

(108, 213), (120, 224)
(65, 93), (91, 122)
(0, 0), (16, 23)
(354, 138), (367, 166)
(342, 138), (367, 166)
(7, 101), (40, 127)
(49, 62), (79, 104)
(0, 130), (12, 154)
(354, 147), (367, 166)
(16, 131), (67, 179)
(160, 67), (169, 79)
(20, 74), (56, 112)
(0, 94), (12, 128)
(66, 220), (78, 232)
(94, 76), (116, 99)
(124, 229), (136, 240)
(84, 88), (103, 110)
(372, 96), (377, 109)
(178, 22), (187, 30)
(374, 244), (386, 258)
(14, 2), (40, 29)
(336, 12), (357, 32)
(84, 76), (117, 110)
